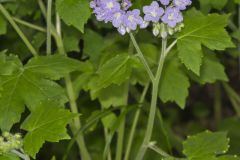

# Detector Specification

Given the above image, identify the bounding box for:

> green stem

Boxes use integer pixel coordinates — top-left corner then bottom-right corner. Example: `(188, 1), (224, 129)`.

(37, 0), (46, 18)
(104, 128), (112, 160)
(54, 18), (91, 160)
(11, 149), (30, 160)
(129, 33), (155, 81)
(0, 4), (38, 57)
(147, 143), (183, 160)
(13, 17), (46, 32)
(115, 82), (129, 160)
(115, 116), (125, 160)
(65, 76), (91, 160)
(124, 83), (149, 160)
(46, 0), (52, 55)
(135, 38), (168, 160)
(147, 143), (171, 158)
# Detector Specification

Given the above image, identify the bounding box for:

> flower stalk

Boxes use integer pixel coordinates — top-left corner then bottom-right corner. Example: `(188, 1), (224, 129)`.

(130, 36), (168, 160)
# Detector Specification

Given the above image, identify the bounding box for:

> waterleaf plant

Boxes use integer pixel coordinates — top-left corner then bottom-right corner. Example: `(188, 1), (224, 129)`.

(0, 0), (239, 160)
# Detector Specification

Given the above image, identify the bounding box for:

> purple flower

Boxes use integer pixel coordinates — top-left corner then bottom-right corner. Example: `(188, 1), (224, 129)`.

(123, 9), (143, 32)
(159, 0), (170, 5)
(140, 21), (149, 29)
(161, 7), (183, 28)
(143, 1), (164, 23)
(117, 25), (127, 35)
(112, 10), (125, 27)
(121, 0), (132, 10)
(91, 0), (121, 22)
(100, 0), (120, 11)
(90, 0), (100, 8)
(173, 0), (192, 10)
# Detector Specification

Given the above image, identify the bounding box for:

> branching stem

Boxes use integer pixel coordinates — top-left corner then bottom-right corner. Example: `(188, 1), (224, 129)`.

(0, 4), (38, 57)
(132, 36), (168, 160)
(124, 83), (150, 160)
(130, 33), (155, 81)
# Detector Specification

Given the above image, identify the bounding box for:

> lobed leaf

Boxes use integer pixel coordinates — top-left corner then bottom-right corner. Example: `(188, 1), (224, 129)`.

(21, 101), (75, 158)
(183, 131), (230, 159)
(159, 58), (190, 109)
(0, 54), (84, 131)
(177, 11), (234, 75)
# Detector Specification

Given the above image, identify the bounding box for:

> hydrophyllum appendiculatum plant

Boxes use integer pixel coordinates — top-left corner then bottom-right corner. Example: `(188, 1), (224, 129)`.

(0, 0), (239, 160)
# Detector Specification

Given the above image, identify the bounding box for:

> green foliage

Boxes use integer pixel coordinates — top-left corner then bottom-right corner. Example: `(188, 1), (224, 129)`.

(177, 10), (234, 75)
(0, 54), (84, 131)
(83, 29), (105, 63)
(21, 101), (75, 158)
(89, 54), (133, 92)
(56, 0), (91, 32)
(159, 58), (190, 109)
(199, 0), (228, 12)
(183, 131), (230, 159)
(0, 0), (239, 159)
(190, 51), (228, 84)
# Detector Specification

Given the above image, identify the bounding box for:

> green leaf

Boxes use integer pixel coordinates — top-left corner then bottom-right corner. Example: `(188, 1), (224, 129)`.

(190, 51), (228, 84)
(159, 59), (190, 108)
(218, 155), (240, 160)
(177, 38), (203, 75)
(183, 131), (230, 159)
(0, 54), (84, 130)
(177, 11), (234, 75)
(210, 0), (228, 10)
(199, 0), (228, 11)
(25, 54), (91, 80)
(84, 29), (105, 63)
(91, 84), (128, 109)
(21, 101), (75, 158)
(56, 0), (91, 32)
(63, 26), (81, 52)
(101, 113), (117, 129)
(90, 54), (132, 92)
(218, 117), (240, 155)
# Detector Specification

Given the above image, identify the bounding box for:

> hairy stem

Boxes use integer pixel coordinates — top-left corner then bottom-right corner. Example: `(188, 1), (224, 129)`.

(46, 0), (52, 55)
(54, 17), (91, 160)
(124, 83), (150, 160)
(0, 4), (38, 57)
(135, 38), (168, 160)
(129, 33), (155, 81)
(65, 76), (91, 160)
(104, 128), (112, 160)
(115, 116), (125, 160)
(115, 82), (129, 160)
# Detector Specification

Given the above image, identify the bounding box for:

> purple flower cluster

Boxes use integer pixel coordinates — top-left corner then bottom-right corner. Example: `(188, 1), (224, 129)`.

(90, 0), (192, 36)
(90, 0), (143, 35)
(143, 0), (191, 28)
